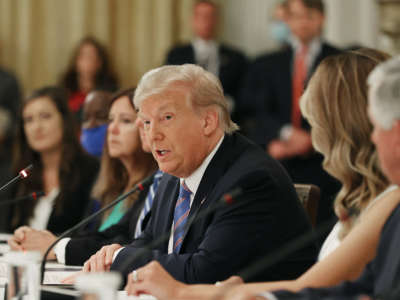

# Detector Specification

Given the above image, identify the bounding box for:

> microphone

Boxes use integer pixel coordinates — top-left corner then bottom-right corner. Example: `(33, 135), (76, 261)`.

(0, 164), (33, 193)
(116, 186), (244, 275)
(0, 191), (45, 206)
(39, 175), (154, 284)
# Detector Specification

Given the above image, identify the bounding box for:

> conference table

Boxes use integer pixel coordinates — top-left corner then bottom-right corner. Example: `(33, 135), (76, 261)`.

(0, 233), (156, 300)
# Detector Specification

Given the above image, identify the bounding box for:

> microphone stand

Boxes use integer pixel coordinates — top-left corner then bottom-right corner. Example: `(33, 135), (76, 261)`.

(0, 191), (44, 207)
(40, 175), (153, 284)
(0, 164), (33, 194)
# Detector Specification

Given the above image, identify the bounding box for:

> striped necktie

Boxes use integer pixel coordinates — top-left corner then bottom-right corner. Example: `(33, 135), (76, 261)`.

(173, 181), (192, 253)
(134, 170), (163, 238)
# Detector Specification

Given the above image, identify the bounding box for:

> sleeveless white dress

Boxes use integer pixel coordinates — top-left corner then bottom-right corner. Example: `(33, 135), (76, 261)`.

(318, 184), (399, 261)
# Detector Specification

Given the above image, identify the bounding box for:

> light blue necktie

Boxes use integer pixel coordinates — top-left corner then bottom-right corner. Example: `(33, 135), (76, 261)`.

(173, 181), (192, 253)
(134, 170), (163, 238)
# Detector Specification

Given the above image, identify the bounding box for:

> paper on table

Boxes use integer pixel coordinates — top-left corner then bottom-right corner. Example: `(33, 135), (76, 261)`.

(0, 233), (12, 241)
(117, 290), (157, 300)
(43, 263), (82, 285)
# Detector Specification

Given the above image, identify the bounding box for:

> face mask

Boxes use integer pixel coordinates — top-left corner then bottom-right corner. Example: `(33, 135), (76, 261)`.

(270, 20), (290, 44)
(80, 124), (108, 158)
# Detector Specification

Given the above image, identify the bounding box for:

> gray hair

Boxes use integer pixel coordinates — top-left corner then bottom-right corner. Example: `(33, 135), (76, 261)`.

(368, 56), (400, 130)
(134, 64), (238, 134)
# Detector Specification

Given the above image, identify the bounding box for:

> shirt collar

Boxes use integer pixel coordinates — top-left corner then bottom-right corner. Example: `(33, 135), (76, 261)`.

(289, 36), (322, 70)
(180, 135), (224, 196)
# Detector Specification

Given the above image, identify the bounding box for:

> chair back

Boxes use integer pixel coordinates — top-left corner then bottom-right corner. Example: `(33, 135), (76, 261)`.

(294, 184), (320, 227)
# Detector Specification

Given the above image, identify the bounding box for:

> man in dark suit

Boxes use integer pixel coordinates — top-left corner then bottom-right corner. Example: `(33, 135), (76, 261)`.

(240, 0), (341, 226)
(165, 0), (247, 122)
(260, 55), (400, 300)
(77, 63), (317, 286)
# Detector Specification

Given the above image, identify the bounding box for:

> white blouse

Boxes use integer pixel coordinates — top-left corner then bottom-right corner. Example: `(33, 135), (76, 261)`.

(318, 184), (399, 261)
(28, 188), (59, 230)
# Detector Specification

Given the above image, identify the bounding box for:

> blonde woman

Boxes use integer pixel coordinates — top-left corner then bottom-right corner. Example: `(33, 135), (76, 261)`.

(122, 48), (400, 300)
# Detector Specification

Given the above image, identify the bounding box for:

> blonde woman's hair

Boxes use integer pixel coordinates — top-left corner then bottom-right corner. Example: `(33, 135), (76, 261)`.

(134, 64), (239, 134)
(300, 48), (390, 238)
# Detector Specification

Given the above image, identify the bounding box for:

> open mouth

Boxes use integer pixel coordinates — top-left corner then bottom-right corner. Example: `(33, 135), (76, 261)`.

(156, 149), (170, 157)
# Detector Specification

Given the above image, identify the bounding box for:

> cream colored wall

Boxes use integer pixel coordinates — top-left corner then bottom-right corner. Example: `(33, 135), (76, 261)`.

(0, 0), (197, 94)
(0, 0), (382, 95)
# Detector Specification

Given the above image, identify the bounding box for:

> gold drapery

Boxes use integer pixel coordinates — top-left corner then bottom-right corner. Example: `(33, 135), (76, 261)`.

(0, 0), (197, 95)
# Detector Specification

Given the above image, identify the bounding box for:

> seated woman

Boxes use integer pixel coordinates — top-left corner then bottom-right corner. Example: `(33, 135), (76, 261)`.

(8, 88), (158, 266)
(5, 86), (99, 234)
(123, 48), (400, 300)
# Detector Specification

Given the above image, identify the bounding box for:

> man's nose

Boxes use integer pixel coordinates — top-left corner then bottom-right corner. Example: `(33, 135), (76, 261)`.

(148, 123), (163, 141)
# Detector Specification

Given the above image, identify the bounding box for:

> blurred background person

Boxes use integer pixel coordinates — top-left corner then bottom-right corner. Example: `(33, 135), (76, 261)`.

(80, 90), (112, 158)
(240, 0), (341, 228)
(86, 88), (157, 232)
(1, 86), (99, 234)
(60, 36), (119, 123)
(165, 0), (247, 123)
(9, 88), (159, 267)
(0, 64), (22, 190)
(269, 0), (291, 47)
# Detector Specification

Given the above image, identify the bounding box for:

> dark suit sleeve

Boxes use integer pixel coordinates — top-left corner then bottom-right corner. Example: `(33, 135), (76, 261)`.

(111, 169), (313, 283)
(65, 187), (148, 266)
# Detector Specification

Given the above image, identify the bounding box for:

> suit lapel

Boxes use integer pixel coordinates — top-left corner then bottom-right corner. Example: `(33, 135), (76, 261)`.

(179, 134), (239, 250)
(156, 176), (180, 251)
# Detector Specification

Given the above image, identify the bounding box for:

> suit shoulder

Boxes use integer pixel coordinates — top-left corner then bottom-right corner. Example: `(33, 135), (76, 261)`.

(321, 42), (342, 56)
(220, 44), (246, 58)
(224, 134), (285, 176)
(249, 49), (290, 71)
(166, 44), (192, 57)
(165, 43), (194, 65)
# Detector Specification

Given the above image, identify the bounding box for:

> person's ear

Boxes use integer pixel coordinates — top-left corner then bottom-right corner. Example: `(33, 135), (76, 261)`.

(392, 120), (400, 155)
(203, 108), (219, 136)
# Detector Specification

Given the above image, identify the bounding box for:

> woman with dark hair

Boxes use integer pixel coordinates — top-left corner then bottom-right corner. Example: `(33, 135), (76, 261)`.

(60, 36), (119, 121)
(88, 88), (157, 231)
(7, 86), (99, 234)
(9, 88), (159, 267)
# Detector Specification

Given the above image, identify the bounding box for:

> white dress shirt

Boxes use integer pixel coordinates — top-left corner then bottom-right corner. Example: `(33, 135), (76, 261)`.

(28, 188), (59, 230)
(318, 184), (399, 260)
(192, 38), (220, 77)
(167, 135), (224, 253)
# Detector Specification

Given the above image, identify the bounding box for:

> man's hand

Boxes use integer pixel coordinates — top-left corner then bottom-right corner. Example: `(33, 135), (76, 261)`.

(125, 261), (185, 300)
(61, 271), (82, 285)
(83, 243), (122, 272)
(286, 127), (313, 156)
(268, 140), (290, 160)
(268, 128), (313, 160)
